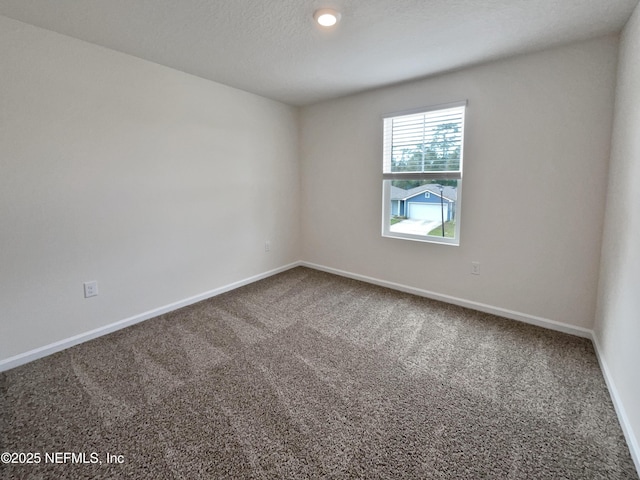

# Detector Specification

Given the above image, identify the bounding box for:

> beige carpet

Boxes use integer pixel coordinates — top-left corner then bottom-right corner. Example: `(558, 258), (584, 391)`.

(1, 267), (637, 479)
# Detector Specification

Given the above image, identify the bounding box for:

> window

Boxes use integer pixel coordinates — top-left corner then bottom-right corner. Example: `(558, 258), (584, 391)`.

(382, 101), (466, 245)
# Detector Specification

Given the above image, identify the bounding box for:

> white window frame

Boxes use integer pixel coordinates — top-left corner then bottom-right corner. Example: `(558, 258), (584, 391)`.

(381, 101), (466, 246)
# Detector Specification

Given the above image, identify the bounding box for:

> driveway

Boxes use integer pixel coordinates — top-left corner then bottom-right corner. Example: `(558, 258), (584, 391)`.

(390, 219), (441, 236)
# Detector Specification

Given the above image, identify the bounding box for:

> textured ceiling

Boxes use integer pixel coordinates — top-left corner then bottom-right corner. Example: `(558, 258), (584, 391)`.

(0, 0), (637, 106)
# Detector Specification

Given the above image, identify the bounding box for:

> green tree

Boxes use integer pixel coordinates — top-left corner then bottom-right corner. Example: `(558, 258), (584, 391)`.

(430, 122), (461, 170)
(392, 122), (461, 172)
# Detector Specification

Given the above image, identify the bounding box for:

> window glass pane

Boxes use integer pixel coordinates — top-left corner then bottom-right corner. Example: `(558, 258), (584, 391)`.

(384, 105), (464, 174)
(389, 179), (459, 239)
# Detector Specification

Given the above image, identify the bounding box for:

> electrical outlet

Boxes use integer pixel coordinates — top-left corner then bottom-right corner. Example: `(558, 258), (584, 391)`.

(471, 262), (480, 275)
(265, 241), (271, 252)
(84, 281), (98, 298)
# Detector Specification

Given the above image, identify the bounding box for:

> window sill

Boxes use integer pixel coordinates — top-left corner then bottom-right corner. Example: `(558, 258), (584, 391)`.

(382, 232), (459, 246)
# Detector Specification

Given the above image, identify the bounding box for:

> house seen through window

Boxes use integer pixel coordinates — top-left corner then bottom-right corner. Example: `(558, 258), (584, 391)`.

(382, 102), (466, 245)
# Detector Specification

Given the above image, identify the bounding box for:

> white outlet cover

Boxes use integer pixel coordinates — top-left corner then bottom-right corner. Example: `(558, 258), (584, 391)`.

(84, 281), (98, 298)
(471, 262), (480, 275)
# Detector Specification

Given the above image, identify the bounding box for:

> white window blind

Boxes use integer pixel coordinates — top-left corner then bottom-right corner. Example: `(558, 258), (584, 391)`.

(383, 102), (466, 180)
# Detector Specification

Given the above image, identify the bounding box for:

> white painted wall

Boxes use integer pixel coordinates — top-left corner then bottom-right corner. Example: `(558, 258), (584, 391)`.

(0, 12), (637, 467)
(300, 36), (618, 330)
(0, 16), (300, 362)
(595, 2), (640, 468)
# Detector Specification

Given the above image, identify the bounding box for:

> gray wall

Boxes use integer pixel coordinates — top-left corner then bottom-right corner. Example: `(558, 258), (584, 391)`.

(595, 1), (640, 469)
(300, 36), (618, 330)
(0, 15), (300, 361)
(1, 10), (637, 469)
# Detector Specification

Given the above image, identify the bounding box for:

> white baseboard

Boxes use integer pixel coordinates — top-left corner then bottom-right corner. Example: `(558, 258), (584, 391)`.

(300, 262), (592, 339)
(2, 260), (638, 476)
(0, 262), (301, 372)
(591, 333), (640, 476)
(1, 260), (589, 373)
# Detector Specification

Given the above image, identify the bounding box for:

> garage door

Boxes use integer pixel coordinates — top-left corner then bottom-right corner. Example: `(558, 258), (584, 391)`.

(407, 203), (444, 221)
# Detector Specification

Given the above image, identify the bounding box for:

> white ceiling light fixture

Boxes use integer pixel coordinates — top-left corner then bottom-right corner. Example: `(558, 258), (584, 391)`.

(314, 8), (341, 27)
